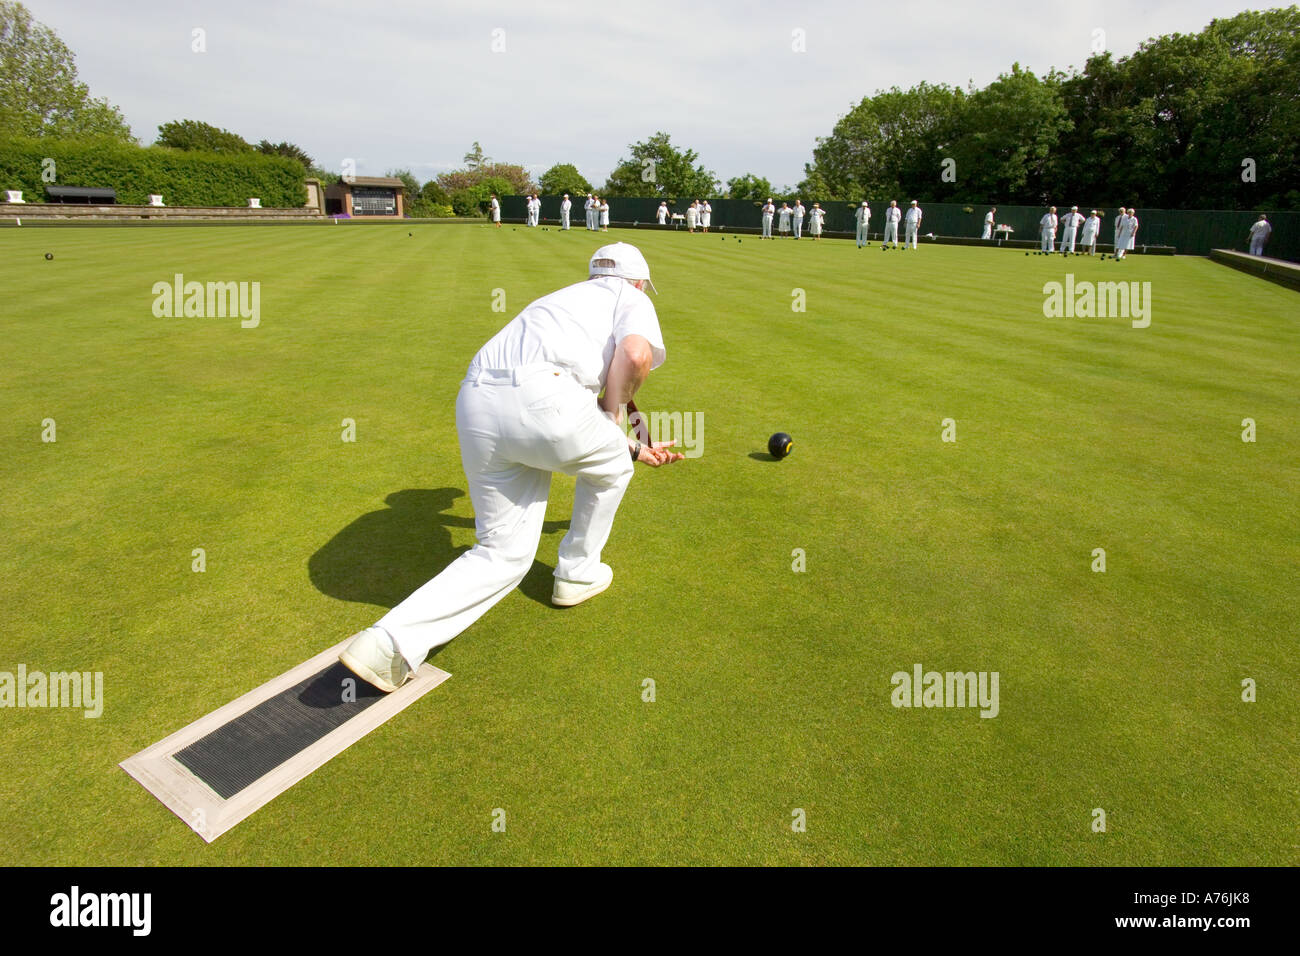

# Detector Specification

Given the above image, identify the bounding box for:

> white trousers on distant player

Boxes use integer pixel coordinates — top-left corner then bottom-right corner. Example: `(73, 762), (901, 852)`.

(763, 214), (773, 238)
(981, 223), (992, 240)
(905, 221), (919, 247)
(1062, 227), (1078, 252)
(376, 364), (634, 670)
(1041, 228), (1055, 252)
(1250, 237), (1265, 256)
(793, 217), (803, 238)
(883, 221), (898, 245)
(561, 210), (570, 229)
(855, 221), (868, 246)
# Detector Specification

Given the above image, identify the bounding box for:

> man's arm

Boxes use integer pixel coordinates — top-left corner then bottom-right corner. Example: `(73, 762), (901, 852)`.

(600, 333), (653, 424)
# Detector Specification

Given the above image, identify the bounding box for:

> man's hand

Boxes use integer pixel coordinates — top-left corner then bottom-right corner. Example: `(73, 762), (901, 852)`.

(637, 440), (685, 467)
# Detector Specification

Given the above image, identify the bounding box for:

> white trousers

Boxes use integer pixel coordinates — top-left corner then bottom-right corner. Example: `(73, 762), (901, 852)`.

(905, 221), (919, 247)
(763, 214), (773, 237)
(855, 221), (868, 246)
(1041, 228), (1055, 252)
(883, 221), (898, 245)
(561, 210), (570, 229)
(1250, 238), (1265, 256)
(1063, 226), (1078, 252)
(981, 224), (992, 240)
(793, 217), (803, 238)
(377, 365), (634, 669)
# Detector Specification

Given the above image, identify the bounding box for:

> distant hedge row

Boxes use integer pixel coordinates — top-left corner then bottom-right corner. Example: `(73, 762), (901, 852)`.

(0, 137), (306, 207)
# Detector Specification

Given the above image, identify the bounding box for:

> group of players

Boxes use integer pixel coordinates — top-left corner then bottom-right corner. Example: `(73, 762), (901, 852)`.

(492, 192), (1276, 259)
(1008, 205), (1140, 258)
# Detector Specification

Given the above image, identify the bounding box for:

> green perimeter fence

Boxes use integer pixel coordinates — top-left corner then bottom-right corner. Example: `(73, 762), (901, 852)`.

(501, 195), (1296, 261)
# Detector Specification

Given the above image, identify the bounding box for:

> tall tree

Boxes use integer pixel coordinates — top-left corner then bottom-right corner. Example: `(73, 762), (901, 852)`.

(602, 132), (717, 198)
(0, 0), (133, 141)
(463, 141), (490, 170)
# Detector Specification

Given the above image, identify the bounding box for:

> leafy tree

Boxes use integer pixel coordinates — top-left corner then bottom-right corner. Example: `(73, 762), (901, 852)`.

(602, 132), (717, 198)
(0, 1), (133, 141)
(539, 162), (593, 196)
(946, 64), (1072, 204)
(801, 82), (964, 201)
(436, 162), (533, 195)
(450, 176), (514, 217)
(726, 173), (773, 200)
(156, 119), (252, 154)
(420, 180), (451, 205)
(257, 140), (314, 169)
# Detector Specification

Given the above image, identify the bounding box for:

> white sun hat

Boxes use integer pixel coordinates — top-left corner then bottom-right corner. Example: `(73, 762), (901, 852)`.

(589, 242), (658, 294)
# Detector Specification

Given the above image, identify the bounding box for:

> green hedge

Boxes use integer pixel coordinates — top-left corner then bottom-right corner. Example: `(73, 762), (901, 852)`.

(0, 137), (306, 207)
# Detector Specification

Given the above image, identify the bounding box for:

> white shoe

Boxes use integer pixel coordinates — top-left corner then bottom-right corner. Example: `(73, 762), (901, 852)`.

(339, 627), (411, 693)
(552, 563), (614, 607)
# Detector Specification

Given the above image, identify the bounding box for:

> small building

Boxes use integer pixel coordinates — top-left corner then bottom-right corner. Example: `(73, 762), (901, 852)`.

(324, 176), (405, 217)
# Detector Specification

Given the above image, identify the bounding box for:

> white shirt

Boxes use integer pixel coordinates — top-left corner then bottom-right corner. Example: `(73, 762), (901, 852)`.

(561, 198), (571, 213)
(779, 207), (791, 223)
(886, 206), (901, 223)
(856, 206), (870, 224)
(1063, 212), (1084, 230)
(657, 205), (668, 221)
(763, 203), (775, 217)
(793, 204), (805, 219)
(810, 208), (825, 224)
(1082, 215), (1099, 236)
(905, 206), (921, 224)
(1041, 213), (1058, 231)
(984, 211), (995, 225)
(471, 277), (666, 393)
(1250, 220), (1272, 239)
(490, 198), (499, 212)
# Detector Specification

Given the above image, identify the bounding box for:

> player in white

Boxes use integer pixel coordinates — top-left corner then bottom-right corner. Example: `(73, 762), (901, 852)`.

(1039, 206), (1058, 253)
(585, 194), (595, 230)
(1112, 208), (1124, 253)
(600, 198), (610, 232)
(1125, 208), (1139, 254)
(531, 194), (542, 227)
(982, 207), (996, 240)
(1114, 208), (1135, 259)
(657, 202), (668, 226)
(854, 201), (871, 248)
(1080, 209), (1100, 254)
(700, 200), (712, 233)
(560, 194), (572, 230)
(338, 243), (684, 693)
(686, 201), (698, 232)
(489, 194), (501, 228)
(809, 202), (825, 239)
(883, 200), (901, 247)
(778, 202), (792, 237)
(1061, 206), (1084, 253)
(792, 200), (805, 239)
(761, 198), (776, 239)
(1248, 214), (1272, 256)
(904, 200), (922, 249)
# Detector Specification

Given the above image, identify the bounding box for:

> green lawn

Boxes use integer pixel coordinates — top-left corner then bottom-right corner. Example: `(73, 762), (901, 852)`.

(1, 221), (1295, 865)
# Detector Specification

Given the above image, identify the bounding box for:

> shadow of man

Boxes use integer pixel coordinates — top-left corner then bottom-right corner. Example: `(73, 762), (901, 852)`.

(308, 488), (570, 613)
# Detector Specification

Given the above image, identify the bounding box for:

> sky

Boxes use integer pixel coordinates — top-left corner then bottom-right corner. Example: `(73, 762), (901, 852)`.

(30, 0), (1273, 190)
